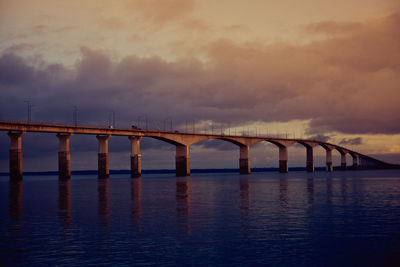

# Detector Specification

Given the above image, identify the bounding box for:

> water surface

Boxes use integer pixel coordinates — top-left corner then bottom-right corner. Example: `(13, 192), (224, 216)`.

(1, 170), (400, 266)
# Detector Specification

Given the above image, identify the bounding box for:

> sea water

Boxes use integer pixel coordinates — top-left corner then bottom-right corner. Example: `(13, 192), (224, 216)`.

(1, 170), (400, 266)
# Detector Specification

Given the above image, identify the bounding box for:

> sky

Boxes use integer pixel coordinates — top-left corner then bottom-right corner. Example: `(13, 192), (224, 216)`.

(0, 0), (400, 171)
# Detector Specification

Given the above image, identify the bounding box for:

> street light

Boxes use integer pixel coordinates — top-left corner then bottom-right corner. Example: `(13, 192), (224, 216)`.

(24, 100), (34, 123)
(163, 117), (173, 132)
(72, 106), (78, 126)
(113, 111), (115, 127)
(108, 111), (115, 127)
(137, 114), (147, 130)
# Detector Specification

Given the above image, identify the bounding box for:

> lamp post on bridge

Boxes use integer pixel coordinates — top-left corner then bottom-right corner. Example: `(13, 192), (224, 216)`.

(72, 106), (78, 126)
(137, 114), (148, 130)
(163, 117), (173, 132)
(108, 111), (115, 128)
(24, 101), (34, 123)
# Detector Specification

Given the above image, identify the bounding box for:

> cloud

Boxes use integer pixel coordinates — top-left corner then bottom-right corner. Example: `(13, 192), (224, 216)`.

(128, 0), (195, 25)
(0, 53), (35, 85)
(179, 19), (212, 32)
(4, 43), (37, 53)
(33, 24), (48, 34)
(223, 24), (251, 33)
(97, 17), (125, 30)
(1, 9), (400, 138)
(53, 25), (76, 33)
(193, 139), (237, 151)
(304, 21), (365, 36)
(369, 153), (400, 165)
(339, 137), (363, 146)
(308, 134), (331, 143)
(389, 145), (400, 153)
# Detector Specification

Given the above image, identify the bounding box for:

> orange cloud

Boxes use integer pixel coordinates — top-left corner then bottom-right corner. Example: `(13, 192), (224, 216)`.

(389, 145), (400, 153)
(304, 21), (365, 35)
(200, 11), (400, 133)
(179, 19), (211, 32)
(97, 17), (125, 30)
(128, 0), (195, 25)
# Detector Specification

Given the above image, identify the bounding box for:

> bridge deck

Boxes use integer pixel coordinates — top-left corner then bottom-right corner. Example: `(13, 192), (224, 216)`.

(0, 120), (394, 169)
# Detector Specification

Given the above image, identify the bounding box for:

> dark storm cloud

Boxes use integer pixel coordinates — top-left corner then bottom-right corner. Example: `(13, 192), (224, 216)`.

(0, 53), (34, 85)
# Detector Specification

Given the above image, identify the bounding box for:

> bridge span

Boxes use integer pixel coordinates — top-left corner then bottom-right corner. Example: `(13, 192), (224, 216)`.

(0, 121), (393, 180)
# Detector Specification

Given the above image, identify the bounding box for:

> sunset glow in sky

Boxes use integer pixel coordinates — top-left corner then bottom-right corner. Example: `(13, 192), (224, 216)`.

(1, 0), (400, 171)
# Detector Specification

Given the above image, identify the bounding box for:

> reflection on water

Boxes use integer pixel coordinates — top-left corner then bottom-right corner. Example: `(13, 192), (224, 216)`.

(176, 177), (191, 233)
(326, 177), (333, 204)
(58, 180), (72, 227)
(239, 177), (250, 216)
(279, 177), (288, 213)
(131, 178), (142, 229)
(6, 181), (25, 265)
(1, 170), (400, 266)
(98, 179), (110, 226)
(340, 177), (348, 205)
(307, 177), (314, 204)
(9, 181), (24, 221)
(239, 177), (251, 230)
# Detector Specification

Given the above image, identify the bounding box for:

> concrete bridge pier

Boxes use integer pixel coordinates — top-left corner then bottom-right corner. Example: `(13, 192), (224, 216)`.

(239, 146), (250, 174)
(279, 146), (288, 173)
(96, 135), (111, 178)
(340, 152), (347, 170)
(57, 133), (72, 179)
(8, 131), (25, 181)
(352, 154), (359, 169)
(359, 157), (381, 169)
(326, 149), (333, 172)
(306, 146), (314, 172)
(359, 157), (367, 169)
(129, 136), (142, 178)
(360, 156), (377, 169)
(176, 145), (190, 176)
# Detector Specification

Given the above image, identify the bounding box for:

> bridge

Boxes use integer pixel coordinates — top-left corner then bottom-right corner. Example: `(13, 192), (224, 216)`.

(0, 121), (395, 180)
